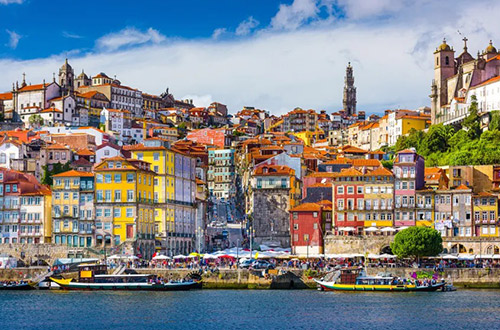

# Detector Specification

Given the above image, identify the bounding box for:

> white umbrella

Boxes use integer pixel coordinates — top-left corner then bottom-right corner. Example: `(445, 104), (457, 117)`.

(107, 255), (122, 260)
(173, 255), (187, 259)
(439, 254), (459, 259)
(380, 227), (396, 232)
(340, 227), (355, 232)
(364, 227), (379, 232)
(153, 255), (170, 260)
(396, 226), (409, 231)
(127, 255), (139, 260)
(367, 253), (381, 259)
(379, 254), (397, 259)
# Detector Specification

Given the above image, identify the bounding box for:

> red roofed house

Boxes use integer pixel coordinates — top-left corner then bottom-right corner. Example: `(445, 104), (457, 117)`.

(186, 128), (232, 148)
(290, 202), (331, 255)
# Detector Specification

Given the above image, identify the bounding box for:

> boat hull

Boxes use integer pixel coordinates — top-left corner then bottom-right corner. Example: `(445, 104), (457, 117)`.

(50, 277), (200, 291)
(0, 283), (36, 291)
(315, 280), (446, 292)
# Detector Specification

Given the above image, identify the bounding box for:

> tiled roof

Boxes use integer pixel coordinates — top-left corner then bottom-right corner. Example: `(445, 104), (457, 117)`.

(253, 165), (294, 176)
(53, 170), (94, 177)
(289, 203), (322, 212)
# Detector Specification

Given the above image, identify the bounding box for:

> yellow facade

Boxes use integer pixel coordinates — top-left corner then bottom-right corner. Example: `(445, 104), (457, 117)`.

(94, 157), (155, 244)
(128, 146), (176, 237)
(474, 194), (499, 237)
(400, 118), (429, 136)
(363, 183), (394, 227)
(52, 177), (82, 234)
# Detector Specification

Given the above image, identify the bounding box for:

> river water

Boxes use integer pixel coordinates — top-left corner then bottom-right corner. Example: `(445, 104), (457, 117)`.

(2, 289), (499, 329)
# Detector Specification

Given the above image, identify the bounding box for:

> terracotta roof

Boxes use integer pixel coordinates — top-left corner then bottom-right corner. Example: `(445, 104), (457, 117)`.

(455, 184), (471, 190)
(473, 75), (500, 88)
(290, 203), (322, 212)
(45, 143), (69, 150)
(253, 165), (294, 176)
(53, 170), (94, 177)
(18, 83), (50, 92)
(76, 148), (95, 156)
(366, 167), (393, 176)
(335, 168), (363, 177)
(0, 92), (12, 100)
(397, 149), (416, 154)
(40, 107), (62, 113)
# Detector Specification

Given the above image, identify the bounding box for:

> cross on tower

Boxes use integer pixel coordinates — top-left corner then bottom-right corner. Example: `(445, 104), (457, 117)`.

(463, 37), (468, 51)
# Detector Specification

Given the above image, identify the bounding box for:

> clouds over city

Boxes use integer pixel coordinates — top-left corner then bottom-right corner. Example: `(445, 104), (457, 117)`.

(2, 0), (500, 115)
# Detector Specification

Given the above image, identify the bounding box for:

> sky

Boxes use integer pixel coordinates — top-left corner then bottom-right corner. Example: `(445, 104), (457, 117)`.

(1, 0), (500, 116)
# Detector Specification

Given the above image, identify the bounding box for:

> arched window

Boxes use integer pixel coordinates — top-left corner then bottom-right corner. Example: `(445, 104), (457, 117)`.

(445, 56), (450, 65)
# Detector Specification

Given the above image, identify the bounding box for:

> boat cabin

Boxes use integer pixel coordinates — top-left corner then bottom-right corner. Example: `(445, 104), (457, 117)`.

(78, 264), (108, 283)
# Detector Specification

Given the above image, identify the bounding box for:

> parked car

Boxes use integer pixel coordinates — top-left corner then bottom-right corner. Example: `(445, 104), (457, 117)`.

(239, 259), (256, 269)
(251, 260), (275, 270)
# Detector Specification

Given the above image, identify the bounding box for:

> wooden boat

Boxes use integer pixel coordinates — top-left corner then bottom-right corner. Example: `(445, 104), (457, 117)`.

(50, 264), (200, 291)
(0, 282), (36, 290)
(315, 269), (446, 292)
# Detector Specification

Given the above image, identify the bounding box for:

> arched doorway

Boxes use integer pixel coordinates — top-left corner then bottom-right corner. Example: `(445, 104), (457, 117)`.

(486, 245), (500, 254)
(380, 246), (393, 255)
(451, 244), (467, 254)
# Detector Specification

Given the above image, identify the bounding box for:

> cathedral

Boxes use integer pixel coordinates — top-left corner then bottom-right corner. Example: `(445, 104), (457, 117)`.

(343, 62), (357, 117)
(431, 38), (500, 127)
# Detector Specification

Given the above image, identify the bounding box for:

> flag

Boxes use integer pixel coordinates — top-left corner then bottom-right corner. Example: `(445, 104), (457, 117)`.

(152, 252), (157, 258)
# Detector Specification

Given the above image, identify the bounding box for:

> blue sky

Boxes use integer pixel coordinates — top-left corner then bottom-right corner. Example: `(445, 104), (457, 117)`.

(1, 0), (499, 115)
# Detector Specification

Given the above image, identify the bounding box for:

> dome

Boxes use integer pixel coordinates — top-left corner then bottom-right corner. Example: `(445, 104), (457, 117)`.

(485, 40), (497, 54)
(77, 70), (88, 79)
(60, 58), (73, 71)
(438, 39), (451, 51)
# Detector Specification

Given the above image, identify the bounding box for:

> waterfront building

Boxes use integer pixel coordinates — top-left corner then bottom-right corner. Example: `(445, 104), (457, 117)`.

(94, 156), (155, 258)
(289, 202), (327, 255)
(126, 139), (197, 256)
(331, 168), (365, 235)
(0, 168), (51, 244)
(473, 192), (498, 237)
(52, 170), (94, 247)
(361, 167), (394, 232)
(415, 189), (435, 227)
(393, 149), (425, 228)
(207, 147), (235, 199)
(452, 184), (473, 237)
(251, 164), (300, 247)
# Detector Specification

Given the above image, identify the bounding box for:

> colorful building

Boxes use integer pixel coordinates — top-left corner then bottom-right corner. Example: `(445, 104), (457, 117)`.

(361, 167), (394, 231)
(52, 170), (94, 247)
(289, 203), (326, 255)
(207, 147), (235, 199)
(94, 156), (156, 258)
(473, 192), (498, 237)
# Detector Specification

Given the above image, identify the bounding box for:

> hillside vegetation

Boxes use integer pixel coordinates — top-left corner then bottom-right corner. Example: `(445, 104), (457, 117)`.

(393, 96), (500, 166)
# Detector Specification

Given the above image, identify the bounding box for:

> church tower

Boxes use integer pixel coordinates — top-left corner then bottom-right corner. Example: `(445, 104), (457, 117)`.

(343, 62), (357, 117)
(59, 58), (74, 95)
(430, 39), (455, 124)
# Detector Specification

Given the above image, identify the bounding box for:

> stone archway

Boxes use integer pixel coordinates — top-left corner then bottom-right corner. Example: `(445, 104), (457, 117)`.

(486, 245), (500, 254)
(451, 244), (467, 254)
(380, 245), (393, 255)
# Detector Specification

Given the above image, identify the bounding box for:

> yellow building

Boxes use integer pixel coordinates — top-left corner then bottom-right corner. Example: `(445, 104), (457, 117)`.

(94, 156), (156, 258)
(125, 138), (198, 256)
(125, 139), (175, 242)
(362, 167), (394, 230)
(52, 170), (94, 247)
(396, 114), (430, 136)
(473, 192), (499, 237)
(292, 130), (324, 146)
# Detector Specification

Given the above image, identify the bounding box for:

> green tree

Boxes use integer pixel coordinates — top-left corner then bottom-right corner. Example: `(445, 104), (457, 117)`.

(29, 114), (44, 128)
(390, 227), (443, 260)
(41, 162), (71, 186)
(488, 111), (500, 131)
(420, 124), (450, 156)
(463, 95), (482, 139)
(381, 160), (393, 170)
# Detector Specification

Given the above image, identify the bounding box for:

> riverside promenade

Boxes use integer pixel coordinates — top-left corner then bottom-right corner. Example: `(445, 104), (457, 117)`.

(3, 267), (500, 289)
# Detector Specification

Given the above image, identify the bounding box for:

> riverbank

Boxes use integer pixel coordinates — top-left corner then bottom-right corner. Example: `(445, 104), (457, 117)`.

(2, 267), (500, 289)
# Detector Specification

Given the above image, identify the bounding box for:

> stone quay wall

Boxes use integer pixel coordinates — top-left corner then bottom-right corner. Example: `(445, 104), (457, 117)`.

(0, 244), (100, 266)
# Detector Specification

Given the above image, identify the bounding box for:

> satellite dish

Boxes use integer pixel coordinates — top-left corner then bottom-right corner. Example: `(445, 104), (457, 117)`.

(321, 178), (326, 184)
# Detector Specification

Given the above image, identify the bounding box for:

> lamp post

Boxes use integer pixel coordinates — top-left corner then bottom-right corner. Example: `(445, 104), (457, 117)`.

(305, 235), (309, 260)
(236, 238), (240, 268)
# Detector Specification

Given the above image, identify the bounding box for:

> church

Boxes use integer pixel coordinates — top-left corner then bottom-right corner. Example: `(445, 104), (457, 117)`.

(431, 38), (500, 128)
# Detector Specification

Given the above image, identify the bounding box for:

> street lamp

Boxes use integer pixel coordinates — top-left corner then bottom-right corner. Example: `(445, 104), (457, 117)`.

(236, 238), (240, 268)
(305, 235), (309, 260)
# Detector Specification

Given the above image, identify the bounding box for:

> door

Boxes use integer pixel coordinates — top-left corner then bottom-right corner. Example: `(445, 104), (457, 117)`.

(126, 224), (134, 239)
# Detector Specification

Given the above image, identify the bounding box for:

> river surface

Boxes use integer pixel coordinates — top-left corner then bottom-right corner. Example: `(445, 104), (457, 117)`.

(2, 289), (499, 329)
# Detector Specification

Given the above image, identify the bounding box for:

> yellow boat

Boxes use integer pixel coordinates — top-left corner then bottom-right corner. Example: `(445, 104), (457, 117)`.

(315, 269), (445, 292)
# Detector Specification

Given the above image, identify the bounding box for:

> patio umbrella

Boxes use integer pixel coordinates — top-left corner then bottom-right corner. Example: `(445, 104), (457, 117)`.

(340, 227), (355, 232)
(380, 227), (396, 232)
(173, 255), (187, 259)
(396, 226), (409, 231)
(152, 255), (170, 260)
(365, 227), (379, 232)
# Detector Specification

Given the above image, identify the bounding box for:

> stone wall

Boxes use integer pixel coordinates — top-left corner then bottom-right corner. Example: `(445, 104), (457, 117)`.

(0, 244), (99, 265)
(324, 235), (500, 255)
(253, 189), (291, 247)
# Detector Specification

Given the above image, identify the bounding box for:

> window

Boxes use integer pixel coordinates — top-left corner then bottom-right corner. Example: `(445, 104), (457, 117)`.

(127, 190), (134, 202)
(104, 208), (111, 217)
(347, 186), (354, 194)
(303, 234), (310, 242)
(114, 208), (121, 218)
(105, 174), (112, 183)
(126, 208), (133, 217)
(96, 174), (103, 183)
(313, 212), (318, 218)
(293, 223), (299, 230)
(63, 192), (69, 200)
(115, 190), (121, 202)
(337, 186), (344, 194)
(153, 153), (159, 161)
(127, 174), (134, 183)
(114, 174), (121, 183)
(357, 186), (363, 194)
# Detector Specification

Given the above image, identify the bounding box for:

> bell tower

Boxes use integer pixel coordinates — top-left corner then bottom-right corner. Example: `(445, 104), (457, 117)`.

(431, 39), (455, 124)
(343, 62), (357, 117)
(59, 58), (75, 95)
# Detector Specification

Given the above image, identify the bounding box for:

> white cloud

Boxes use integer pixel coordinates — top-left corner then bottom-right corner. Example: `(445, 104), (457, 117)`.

(181, 94), (213, 108)
(62, 31), (83, 39)
(212, 28), (227, 40)
(5, 30), (21, 49)
(0, 0), (23, 4)
(270, 0), (320, 30)
(96, 27), (166, 51)
(236, 16), (260, 36)
(1, 1), (500, 117)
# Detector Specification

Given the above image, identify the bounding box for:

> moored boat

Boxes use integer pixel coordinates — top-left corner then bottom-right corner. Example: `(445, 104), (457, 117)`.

(0, 282), (36, 290)
(50, 264), (200, 291)
(315, 268), (446, 292)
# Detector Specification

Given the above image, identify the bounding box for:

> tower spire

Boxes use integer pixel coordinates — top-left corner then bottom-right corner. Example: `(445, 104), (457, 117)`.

(343, 62), (357, 117)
